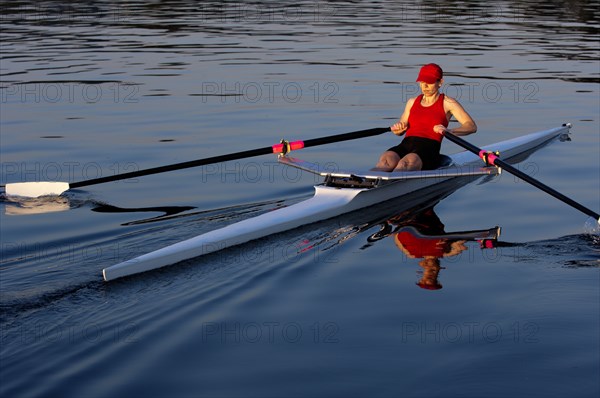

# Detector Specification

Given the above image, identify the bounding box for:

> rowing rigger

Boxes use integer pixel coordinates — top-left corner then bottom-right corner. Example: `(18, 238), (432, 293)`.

(102, 124), (579, 281)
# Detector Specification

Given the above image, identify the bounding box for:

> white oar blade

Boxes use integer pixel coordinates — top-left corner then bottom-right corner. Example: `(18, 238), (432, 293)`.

(5, 182), (70, 198)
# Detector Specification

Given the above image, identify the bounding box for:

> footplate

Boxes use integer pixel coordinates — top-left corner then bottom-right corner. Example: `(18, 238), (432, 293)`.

(324, 175), (381, 189)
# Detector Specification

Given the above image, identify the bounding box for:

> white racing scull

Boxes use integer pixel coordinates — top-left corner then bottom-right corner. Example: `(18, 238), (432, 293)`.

(102, 124), (572, 281)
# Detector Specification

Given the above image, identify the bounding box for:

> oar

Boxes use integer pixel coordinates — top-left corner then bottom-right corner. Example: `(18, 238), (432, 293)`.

(4, 127), (390, 198)
(443, 131), (600, 224)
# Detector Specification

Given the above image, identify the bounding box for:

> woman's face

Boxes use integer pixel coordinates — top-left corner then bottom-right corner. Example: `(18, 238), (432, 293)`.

(419, 80), (443, 96)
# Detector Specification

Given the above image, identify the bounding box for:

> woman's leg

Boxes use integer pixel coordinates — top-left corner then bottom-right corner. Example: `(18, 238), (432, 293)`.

(393, 153), (423, 171)
(373, 151), (401, 171)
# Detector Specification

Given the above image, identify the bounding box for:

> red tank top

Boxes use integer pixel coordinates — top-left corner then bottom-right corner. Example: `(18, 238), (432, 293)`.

(395, 230), (449, 258)
(405, 94), (448, 143)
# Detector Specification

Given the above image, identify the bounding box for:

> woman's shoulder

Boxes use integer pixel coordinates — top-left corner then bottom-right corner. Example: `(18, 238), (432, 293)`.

(406, 95), (420, 105)
(442, 94), (464, 109)
(442, 94), (459, 104)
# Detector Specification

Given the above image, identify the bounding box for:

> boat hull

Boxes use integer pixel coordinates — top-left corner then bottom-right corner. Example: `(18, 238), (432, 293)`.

(103, 177), (460, 281)
(103, 124), (570, 281)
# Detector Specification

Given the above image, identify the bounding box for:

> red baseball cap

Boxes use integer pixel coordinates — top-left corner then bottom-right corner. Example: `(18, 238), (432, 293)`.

(416, 63), (443, 84)
(416, 281), (443, 290)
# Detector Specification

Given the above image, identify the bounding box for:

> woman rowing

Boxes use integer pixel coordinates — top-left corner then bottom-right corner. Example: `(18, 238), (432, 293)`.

(374, 63), (477, 171)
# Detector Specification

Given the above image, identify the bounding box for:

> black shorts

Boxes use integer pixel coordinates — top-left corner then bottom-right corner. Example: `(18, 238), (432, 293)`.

(387, 136), (441, 170)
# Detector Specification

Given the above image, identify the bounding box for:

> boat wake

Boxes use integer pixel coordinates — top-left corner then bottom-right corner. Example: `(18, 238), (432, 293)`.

(0, 195), (307, 314)
(1, 181), (596, 321)
(518, 234), (600, 268)
(1, 188), (301, 224)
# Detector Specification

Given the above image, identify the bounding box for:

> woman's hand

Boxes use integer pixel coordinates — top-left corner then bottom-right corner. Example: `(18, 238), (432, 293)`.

(433, 124), (448, 135)
(391, 121), (408, 136)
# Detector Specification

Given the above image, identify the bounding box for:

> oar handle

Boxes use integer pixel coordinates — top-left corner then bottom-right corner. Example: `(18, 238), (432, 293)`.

(444, 131), (600, 222)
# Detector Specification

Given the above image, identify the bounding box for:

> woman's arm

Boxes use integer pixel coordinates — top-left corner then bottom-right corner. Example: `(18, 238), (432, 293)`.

(391, 97), (415, 135)
(444, 96), (477, 136)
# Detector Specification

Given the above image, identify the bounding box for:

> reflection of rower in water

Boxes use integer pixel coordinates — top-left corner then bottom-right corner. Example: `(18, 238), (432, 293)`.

(369, 207), (500, 290)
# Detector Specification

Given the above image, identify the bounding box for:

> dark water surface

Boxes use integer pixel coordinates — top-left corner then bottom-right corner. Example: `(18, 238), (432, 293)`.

(1, 1), (599, 397)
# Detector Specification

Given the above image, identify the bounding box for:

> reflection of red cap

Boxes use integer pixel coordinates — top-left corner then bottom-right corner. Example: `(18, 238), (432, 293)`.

(416, 63), (443, 84)
(416, 281), (443, 290)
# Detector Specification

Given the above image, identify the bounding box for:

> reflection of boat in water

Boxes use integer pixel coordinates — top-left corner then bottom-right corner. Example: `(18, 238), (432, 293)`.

(103, 125), (570, 281)
(366, 206), (500, 290)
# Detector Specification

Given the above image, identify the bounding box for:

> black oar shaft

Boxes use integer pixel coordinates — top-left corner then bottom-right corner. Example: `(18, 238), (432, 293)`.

(444, 132), (600, 221)
(70, 127), (389, 189)
(495, 159), (598, 220)
(302, 127), (389, 147)
(70, 146), (273, 189)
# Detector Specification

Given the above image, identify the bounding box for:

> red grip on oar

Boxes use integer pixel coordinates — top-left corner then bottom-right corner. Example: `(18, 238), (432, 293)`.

(272, 140), (305, 154)
(478, 239), (497, 249)
(478, 150), (499, 166)
(290, 141), (305, 151)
